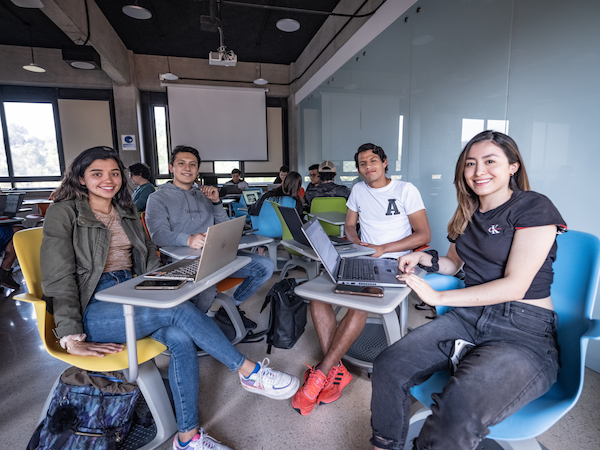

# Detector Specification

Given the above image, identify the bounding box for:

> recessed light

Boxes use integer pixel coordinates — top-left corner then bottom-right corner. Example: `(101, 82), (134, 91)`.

(276, 18), (300, 32)
(161, 73), (179, 81)
(122, 5), (152, 20)
(23, 63), (46, 73)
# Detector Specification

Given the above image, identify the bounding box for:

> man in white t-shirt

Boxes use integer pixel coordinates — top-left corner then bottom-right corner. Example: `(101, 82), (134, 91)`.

(292, 143), (431, 416)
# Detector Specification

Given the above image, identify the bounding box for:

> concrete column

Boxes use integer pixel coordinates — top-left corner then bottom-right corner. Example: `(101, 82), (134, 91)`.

(112, 81), (142, 168)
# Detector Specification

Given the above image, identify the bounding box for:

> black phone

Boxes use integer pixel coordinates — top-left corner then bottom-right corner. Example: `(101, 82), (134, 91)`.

(135, 279), (187, 290)
(332, 284), (384, 297)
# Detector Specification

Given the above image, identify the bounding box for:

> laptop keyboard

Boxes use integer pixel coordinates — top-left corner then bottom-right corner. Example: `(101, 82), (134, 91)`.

(160, 259), (200, 278)
(341, 259), (376, 280)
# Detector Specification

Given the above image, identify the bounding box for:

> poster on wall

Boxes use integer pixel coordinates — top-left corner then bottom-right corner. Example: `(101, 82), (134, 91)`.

(122, 135), (136, 151)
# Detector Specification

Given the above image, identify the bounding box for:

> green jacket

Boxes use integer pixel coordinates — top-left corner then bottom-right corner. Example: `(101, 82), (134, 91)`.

(41, 198), (161, 338)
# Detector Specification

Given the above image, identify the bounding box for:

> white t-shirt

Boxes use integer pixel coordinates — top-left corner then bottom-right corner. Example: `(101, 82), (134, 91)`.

(346, 179), (425, 258)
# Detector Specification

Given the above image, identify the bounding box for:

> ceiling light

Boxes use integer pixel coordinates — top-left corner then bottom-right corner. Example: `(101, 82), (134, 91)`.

(70, 61), (95, 70)
(23, 63), (45, 73)
(10, 0), (43, 7)
(276, 18), (300, 32)
(122, 4), (152, 20)
(161, 73), (179, 81)
(253, 63), (268, 85)
(62, 46), (102, 70)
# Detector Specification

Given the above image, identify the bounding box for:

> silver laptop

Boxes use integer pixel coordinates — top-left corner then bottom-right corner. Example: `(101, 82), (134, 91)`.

(145, 216), (245, 282)
(301, 217), (406, 288)
(242, 189), (261, 206)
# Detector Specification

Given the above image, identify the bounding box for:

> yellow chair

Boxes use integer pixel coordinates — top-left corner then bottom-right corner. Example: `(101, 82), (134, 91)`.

(14, 228), (177, 450)
(310, 197), (348, 236)
(270, 201), (319, 281)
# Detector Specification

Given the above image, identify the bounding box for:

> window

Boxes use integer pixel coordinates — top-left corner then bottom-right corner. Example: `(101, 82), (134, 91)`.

(214, 161), (239, 174)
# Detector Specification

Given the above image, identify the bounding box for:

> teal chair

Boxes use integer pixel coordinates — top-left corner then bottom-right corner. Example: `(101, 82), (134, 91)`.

(410, 230), (600, 449)
(310, 197), (347, 236)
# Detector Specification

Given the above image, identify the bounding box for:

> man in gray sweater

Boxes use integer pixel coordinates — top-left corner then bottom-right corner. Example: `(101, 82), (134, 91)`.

(145, 146), (274, 329)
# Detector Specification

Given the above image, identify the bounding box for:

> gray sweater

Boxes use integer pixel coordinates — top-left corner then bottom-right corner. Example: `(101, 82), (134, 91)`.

(145, 182), (229, 247)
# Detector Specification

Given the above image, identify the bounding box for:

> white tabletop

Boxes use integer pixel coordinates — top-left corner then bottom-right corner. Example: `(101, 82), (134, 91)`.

(294, 272), (412, 315)
(281, 239), (375, 260)
(307, 211), (347, 226)
(95, 257), (251, 307)
(160, 234), (274, 260)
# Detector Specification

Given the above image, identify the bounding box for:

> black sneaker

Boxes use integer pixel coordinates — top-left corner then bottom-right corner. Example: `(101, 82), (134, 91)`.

(0, 268), (20, 290)
(215, 306), (257, 330)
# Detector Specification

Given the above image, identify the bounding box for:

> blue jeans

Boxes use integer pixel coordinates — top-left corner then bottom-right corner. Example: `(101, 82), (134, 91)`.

(370, 302), (560, 450)
(82, 271), (246, 433)
(0, 225), (14, 254)
(230, 251), (274, 305)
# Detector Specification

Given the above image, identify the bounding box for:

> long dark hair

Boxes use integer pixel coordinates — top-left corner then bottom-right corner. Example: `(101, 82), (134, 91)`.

(267, 171), (302, 200)
(448, 131), (530, 239)
(53, 146), (133, 210)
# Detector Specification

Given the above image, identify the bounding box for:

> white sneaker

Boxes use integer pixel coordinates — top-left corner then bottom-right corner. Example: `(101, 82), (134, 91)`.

(172, 429), (232, 450)
(239, 358), (300, 400)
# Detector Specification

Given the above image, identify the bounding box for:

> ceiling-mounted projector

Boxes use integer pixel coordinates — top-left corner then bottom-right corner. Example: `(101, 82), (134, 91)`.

(209, 46), (237, 67)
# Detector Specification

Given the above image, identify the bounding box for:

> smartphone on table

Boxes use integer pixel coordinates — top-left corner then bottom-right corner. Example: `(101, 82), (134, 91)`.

(332, 284), (384, 297)
(135, 279), (187, 290)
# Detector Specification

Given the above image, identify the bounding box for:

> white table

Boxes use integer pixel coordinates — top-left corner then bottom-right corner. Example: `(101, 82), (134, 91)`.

(281, 239), (375, 260)
(294, 269), (424, 370)
(160, 234), (274, 260)
(307, 211), (347, 237)
(95, 256), (250, 382)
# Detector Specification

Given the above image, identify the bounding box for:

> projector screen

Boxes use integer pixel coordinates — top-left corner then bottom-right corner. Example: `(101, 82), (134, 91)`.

(166, 85), (268, 160)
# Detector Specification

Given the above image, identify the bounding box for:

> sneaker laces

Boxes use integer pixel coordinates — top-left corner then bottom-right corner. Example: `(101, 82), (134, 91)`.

(198, 429), (223, 450)
(255, 358), (280, 387)
(301, 362), (326, 397)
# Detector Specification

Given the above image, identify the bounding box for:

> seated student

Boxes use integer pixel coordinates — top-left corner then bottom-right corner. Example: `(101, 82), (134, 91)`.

(291, 143), (430, 416)
(274, 165), (289, 184)
(223, 168), (249, 191)
(370, 131), (564, 450)
(304, 160), (351, 209)
(305, 164), (320, 195)
(248, 171), (304, 218)
(145, 146), (274, 330)
(128, 162), (156, 212)
(40, 146), (299, 450)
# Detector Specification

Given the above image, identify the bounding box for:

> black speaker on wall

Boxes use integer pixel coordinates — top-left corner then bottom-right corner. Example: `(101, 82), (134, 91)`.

(62, 46), (102, 70)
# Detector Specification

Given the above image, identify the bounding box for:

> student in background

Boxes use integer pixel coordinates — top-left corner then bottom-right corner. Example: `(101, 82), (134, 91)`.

(128, 163), (155, 212)
(249, 171), (304, 218)
(224, 168), (249, 191)
(274, 165), (289, 184)
(291, 144), (430, 416)
(304, 160), (350, 209)
(41, 146), (299, 450)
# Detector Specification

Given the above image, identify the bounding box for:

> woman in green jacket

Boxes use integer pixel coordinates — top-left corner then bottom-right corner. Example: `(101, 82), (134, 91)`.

(41, 147), (299, 450)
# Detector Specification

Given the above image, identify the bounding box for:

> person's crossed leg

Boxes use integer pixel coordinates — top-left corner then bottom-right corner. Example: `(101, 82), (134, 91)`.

(291, 299), (366, 415)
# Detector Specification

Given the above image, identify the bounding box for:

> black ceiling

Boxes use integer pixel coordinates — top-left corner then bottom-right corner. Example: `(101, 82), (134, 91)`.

(0, 0), (342, 65)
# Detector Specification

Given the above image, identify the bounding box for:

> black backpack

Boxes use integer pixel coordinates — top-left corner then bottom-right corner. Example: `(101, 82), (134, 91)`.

(260, 278), (308, 354)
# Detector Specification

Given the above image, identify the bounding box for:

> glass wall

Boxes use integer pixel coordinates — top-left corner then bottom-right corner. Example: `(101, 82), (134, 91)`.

(296, 0), (600, 368)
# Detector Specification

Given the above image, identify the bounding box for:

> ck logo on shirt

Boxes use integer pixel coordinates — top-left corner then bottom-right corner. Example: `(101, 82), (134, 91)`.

(488, 224), (502, 234)
(386, 199), (401, 216)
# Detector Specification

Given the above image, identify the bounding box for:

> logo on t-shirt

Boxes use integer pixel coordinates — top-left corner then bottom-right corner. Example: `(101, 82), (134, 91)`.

(386, 199), (401, 216)
(488, 224), (502, 234)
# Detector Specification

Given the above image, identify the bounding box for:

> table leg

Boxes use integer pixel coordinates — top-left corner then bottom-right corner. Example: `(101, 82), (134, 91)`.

(340, 224), (345, 238)
(123, 304), (139, 382)
(381, 311), (402, 346)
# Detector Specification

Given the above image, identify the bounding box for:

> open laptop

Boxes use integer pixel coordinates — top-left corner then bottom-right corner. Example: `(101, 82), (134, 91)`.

(301, 217), (407, 287)
(242, 189), (261, 206)
(279, 205), (349, 246)
(0, 193), (25, 219)
(219, 184), (241, 198)
(144, 216), (245, 282)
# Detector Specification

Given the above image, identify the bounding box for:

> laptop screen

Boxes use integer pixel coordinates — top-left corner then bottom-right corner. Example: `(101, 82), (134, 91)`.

(242, 189), (261, 206)
(4, 194), (22, 215)
(279, 206), (310, 246)
(301, 217), (340, 282)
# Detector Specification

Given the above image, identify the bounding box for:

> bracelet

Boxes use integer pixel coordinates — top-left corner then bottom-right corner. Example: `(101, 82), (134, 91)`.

(418, 249), (439, 273)
(212, 200), (222, 205)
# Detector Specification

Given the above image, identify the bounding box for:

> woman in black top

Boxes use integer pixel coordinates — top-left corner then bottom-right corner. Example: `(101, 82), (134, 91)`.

(370, 131), (566, 450)
(249, 171), (304, 218)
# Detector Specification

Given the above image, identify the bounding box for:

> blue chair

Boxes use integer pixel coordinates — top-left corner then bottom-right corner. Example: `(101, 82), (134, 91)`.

(409, 230), (600, 449)
(233, 188), (262, 219)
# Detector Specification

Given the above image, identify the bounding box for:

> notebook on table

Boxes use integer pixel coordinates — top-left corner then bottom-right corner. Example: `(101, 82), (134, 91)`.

(145, 216), (245, 282)
(279, 205), (349, 246)
(301, 217), (408, 288)
(242, 189), (261, 206)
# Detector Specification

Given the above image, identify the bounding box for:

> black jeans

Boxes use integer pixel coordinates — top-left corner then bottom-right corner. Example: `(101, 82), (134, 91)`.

(370, 302), (560, 450)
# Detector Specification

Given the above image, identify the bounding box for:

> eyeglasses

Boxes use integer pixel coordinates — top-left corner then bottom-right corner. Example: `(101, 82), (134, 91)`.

(309, 173), (319, 178)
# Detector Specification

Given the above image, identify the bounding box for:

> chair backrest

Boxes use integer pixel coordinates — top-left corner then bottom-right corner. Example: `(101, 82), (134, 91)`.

(13, 227), (44, 299)
(250, 196), (296, 239)
(269, 201), (304, 258)
(310, 197), (348, 236)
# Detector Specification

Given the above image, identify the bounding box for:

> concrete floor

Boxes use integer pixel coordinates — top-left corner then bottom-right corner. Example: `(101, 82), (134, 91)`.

(1, 265), (599, 449)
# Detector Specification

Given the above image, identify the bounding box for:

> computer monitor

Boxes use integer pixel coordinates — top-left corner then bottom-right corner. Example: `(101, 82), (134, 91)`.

(242, 189), (261, 206)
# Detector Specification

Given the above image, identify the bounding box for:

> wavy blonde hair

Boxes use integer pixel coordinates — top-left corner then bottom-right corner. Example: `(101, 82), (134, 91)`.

(448, 131), (530, 240)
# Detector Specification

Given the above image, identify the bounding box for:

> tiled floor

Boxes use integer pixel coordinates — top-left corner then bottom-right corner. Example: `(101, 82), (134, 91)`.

(1, 266), (599, 449)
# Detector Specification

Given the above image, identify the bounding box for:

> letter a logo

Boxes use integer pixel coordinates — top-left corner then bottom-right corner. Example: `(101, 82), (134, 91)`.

(386, 199), (400, 216)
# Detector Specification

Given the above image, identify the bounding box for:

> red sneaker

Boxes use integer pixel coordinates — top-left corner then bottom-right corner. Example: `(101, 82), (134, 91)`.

(317, 362), (353, 405)
(291, 365), (327, 416)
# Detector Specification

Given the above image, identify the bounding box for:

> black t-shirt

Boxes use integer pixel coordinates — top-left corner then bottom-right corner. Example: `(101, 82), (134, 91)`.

(304, 182), (351, 207)
(450, 190), (567, 299)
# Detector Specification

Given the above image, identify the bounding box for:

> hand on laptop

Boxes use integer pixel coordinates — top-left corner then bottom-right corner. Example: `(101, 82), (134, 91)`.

(187, 232), (207, 249)
(359, 242), (386, 258)
(201, 185), (219, 202)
